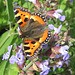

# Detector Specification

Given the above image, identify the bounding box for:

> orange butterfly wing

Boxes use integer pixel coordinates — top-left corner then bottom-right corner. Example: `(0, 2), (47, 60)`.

(23, 39), (41, 58)
(14, 7), (30, 27)
(14, 7), (51, 59)
(23, 30), (51, 59)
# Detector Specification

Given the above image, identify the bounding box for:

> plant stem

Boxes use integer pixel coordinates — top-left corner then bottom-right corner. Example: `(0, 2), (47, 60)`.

(10, 24), (18, 34)
(24, 57), (38, 71)
(29, 4), (34, 10)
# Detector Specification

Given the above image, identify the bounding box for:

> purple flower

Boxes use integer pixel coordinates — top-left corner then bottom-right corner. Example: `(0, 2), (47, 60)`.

(55, 9), (63, 13)
(48, 24), (54, 30)
(14, 2), (17, 5)
(59, 45), (69, 55)
(19, 43), (23, 49)
(54, 25), (62, 34)
(9, 55), (16, 64)
(53, 9), (65, 21)
(64, 60), (70, 66)
(14, 43), (23, 49)
(2, 45), (12, 60)
(2, 52), (10, 60)
(9, 49), (24, 65)
(53, 61), (64, 71)
(53, 65), (57, 71)
(55, 43), (61, 47)
(39, 59), (51, 75)
(55, 54), (62, 59)
(53, 60), (70, 71)
(7, 45), (12, 52)
(53, 13), (61, 19)
(42, 44), (48, 49)
(15, 49), (24, 65)
(59, 15), (65, 22)
(70, 0), (73, 3)
(57, 61), (64, 68)
(63, 53), (70, 61)
(48, 24), (62, 34)
(59, 45), (70, 61)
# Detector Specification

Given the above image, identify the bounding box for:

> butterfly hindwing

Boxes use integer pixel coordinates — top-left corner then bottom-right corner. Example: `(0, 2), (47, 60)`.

(23, 30), (51, 59)
(23, 38), (42, 59)
(39, 30), (51, 44)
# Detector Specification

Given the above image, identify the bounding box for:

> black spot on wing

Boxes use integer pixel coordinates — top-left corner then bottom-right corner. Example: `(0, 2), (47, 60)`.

(31, 41), (36, 44)
(25, 52), (31, 55)
(24, 46), (30, 50)
(18, 22), (23, 25)
(14, 10), (19, 15)
(24, 42), (29, 44)
(16, 16), (21, 21)
(31, 48), (33, 49)
(24, 18), (28, 22)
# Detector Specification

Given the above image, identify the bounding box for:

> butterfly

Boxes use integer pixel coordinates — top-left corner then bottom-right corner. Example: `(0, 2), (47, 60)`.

(14, 6), (51, 59)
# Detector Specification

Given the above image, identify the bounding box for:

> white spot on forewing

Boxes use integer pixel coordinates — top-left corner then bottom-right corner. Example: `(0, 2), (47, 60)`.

(27, 55), (30, 57)
(14, 9), (17, 12)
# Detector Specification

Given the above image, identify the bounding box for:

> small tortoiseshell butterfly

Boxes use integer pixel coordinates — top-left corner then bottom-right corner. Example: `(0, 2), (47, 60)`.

(14, 6), (51, 59)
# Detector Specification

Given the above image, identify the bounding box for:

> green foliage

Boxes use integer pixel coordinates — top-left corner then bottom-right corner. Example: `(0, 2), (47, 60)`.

(0, 31), (14, 55)
(0, 0), (75, 75)
(6, 0), (14, 22)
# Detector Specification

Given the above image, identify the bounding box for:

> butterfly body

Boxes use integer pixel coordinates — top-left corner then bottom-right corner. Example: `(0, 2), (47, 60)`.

(14, 6), (51, 59)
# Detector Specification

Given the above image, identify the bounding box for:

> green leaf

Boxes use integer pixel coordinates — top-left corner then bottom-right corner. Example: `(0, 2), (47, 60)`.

(0, 60), (19, 75)
(4, 64), (19, 75)
(0, 31), (14, 56)
(6, 0), (14, 22)
(0, 60), (8, 75)
(54, 68), (64, 74)
(61, 26), (67, 31)
(60, 1), (66, 10)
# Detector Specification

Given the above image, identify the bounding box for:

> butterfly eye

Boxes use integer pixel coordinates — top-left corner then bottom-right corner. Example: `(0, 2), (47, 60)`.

(23, 15), (25, 16)
(21, 14), (22, 15)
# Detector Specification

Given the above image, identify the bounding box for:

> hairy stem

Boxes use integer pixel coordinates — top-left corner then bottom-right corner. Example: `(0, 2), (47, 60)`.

(24, 57), (38, 72)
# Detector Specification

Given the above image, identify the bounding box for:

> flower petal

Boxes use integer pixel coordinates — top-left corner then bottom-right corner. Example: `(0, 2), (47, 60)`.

(48, 24), (54, 30)
(55, 9), (63, 13)
(8, 45), (12, 52)
(59, 15), (65, 21)
(9, 55), (16, 64)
